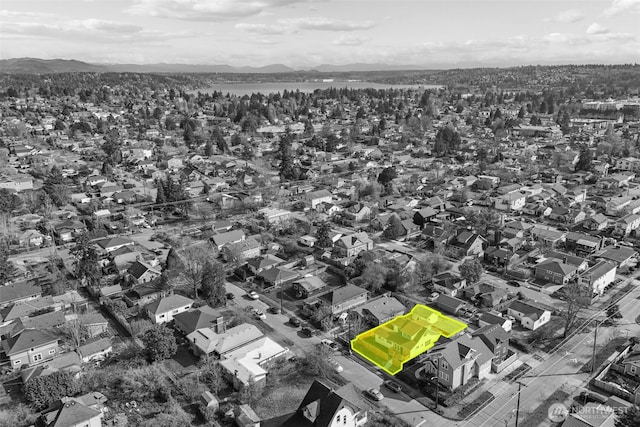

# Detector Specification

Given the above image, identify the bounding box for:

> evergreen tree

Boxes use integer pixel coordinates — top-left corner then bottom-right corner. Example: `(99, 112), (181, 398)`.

(155, 180), (166, 204)
(575, 146), (593, 172)
(383, 215), (405, 240)
(200, 260), (226, 307)
(0, 247), (17, 285)
(278, 130), (296, 181)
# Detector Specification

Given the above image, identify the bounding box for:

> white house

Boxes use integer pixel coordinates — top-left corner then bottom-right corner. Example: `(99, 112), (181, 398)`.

(493, 191), (527, 211)
(578, 261), (617, 296)
(507, 300), (551, 331)
(146, 294), (194, 324)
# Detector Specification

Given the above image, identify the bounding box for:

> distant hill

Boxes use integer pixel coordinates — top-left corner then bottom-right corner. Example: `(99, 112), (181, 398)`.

(0, 57), (442, 74)
(0, 58), (108, 74)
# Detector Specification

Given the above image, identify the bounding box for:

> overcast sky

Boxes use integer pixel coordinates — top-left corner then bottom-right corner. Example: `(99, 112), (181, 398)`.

(1, 0), (639, 67)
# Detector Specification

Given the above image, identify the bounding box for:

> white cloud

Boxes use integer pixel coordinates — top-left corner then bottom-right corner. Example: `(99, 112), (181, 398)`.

(604, 0), (640, 16)
(283, 17), (375, 31)
(586, 22), (609, 35)
(126, 0), (317, 21)
(236, 17), (375, 35)
(544, 9), (584, 23)
(332, 35), (367, 46)
(0, 18), (194, 44)
(234, 23), (288, 35)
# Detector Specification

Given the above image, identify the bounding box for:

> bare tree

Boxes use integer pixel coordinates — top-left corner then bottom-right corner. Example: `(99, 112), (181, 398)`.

(561, 282), (592, 338)
(179, 243), (215, 298)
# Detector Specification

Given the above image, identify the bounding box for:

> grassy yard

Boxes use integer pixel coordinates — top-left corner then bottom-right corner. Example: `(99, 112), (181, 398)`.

(457, 391), (495, 420)
(579, 336), (628, 374)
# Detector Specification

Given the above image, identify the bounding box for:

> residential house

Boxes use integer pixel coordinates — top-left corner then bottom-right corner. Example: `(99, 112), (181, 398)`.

(332, 232), (374, 259)
(292, 276), (328, 299)
(343, 203), (372, 222)
(615, 213), (640, 236)
(78, 337), (113, 363)
(565, 232), (603, 255)
(584, 213), (610, 231)
(318, 285), (368, 315)
(19, 229), (47, 247)
(222, 238), (261, 265)
(435, 295), (467, 315)
(448, 230), (488, 258)
(94, 236), (135, 255)
(35, 395), (105, 427)
(2, 329), (58, 370)
(258, 207), (292, 225)
(597, 246), (636, 267)
(545, 251), (589, 271)
(507, 300), (551, 330)
(275, 379), (368, 427)
(462, 283), (510, 309)
(0, 175), (34, 192)
(493, 191), (527, 211)
(535, 258), (578, 285)
(187, 323), (263, 357)
(127, 260), (161, 284)
(477, 311), (513, 332)
(247, 254), (285, 275)
(471, 324), (511, 365)
(0, 283), (42, 308)
(219, 336), (289, 391)
(400, 219), (421, 240)
(578, 261), (617, 296)
(211, 229), (245, 250)
(146, 294), (194, 324)
(174, 305), (221, 335)
(431, 272), (466, 297)
(356, 295), (406, 326)
(413, 207), (438, 228)
(419, 333), (493, 391)
(305, 189), (333, 209)
(258, 266), (300, 287)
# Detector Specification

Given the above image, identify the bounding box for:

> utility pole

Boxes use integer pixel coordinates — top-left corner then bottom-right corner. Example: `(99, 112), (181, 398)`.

(515, 382), (522, 427)
(434, 354), (442, 410)
(591, 320), (599, 373)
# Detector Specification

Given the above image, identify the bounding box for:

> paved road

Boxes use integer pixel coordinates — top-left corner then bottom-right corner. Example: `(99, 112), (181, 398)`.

(461, 277), (640, 427)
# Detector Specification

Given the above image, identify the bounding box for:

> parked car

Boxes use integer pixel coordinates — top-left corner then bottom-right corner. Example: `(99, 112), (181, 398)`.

(383, 380), (402, 393)
(365, 388), (384, 401)
(328, 358), (343, 373)
(268, 307), (281, 314)
(428, 292), (439, 302)
(226, 292), (235, 300)
(247, 291), (259, 300)
(289, 317), (301, 327)
(507, 280), (521, 287)
(253, 309), (266, 320)
(321, 339), (340, 351)
(301, 327), (315, 337)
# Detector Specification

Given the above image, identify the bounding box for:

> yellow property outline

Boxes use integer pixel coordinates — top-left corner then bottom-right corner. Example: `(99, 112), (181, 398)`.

(351, 304), (467, 375)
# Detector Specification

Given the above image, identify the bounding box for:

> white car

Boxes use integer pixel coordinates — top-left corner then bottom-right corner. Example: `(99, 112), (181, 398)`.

(365, 388), (384, 401)
(328, 358), (343, 373)
(248, 291), (259, 300)
(253, 309), (266, 320)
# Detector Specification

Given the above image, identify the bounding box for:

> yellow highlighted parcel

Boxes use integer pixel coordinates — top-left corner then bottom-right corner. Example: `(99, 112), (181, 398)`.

(351, 304), (467, 375)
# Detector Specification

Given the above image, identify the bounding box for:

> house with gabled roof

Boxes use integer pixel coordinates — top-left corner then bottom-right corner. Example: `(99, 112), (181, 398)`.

(211, 229), (245, 250)
(146, 294), (194, 324)
(222, 238), (261, 265)
(0, 282), (42, 308)
(1, 295), (55, 323)
(93, 236), (134, 254)
(2, 328), (59, 369)
(273, 379), (369, 427)
(477, 311), (512, 332)
(596, 246), (636, 267)
(418, 333), (493, 391)
(355, 295), (405, 326)
(187, 323), (264, 357)
(259, 266), (300, 287)
(507, 300), (551, 330)
(565, 232), (603, 255)
(535, 258), (578, 285)
(318, 284), (368, 315)
(471, 324), (511, 365)
(304, 189), (333, 209)
(35, 395), (104, 427)
(332, 232), (374, 259)
(431, 272), (466, 297)
(127, 260), (161, 285)
(615, 213), (640, 237)
(584, 213), (610, 231)
(449, 230), (487, 258)
(174, 305), (220, 335)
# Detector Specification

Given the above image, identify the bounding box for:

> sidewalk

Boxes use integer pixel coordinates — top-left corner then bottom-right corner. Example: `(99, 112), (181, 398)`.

(456, 353), (539, 408)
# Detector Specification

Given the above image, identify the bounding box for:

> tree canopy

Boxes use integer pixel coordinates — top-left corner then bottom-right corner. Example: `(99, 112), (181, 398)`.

(142, 324), (177, 363)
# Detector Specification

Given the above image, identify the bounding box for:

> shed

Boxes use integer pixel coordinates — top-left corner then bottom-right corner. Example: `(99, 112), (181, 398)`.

(200, 391), (219, 410)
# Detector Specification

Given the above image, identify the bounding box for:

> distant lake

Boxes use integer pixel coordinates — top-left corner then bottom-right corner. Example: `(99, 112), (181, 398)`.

(190, 82), (442, 97)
